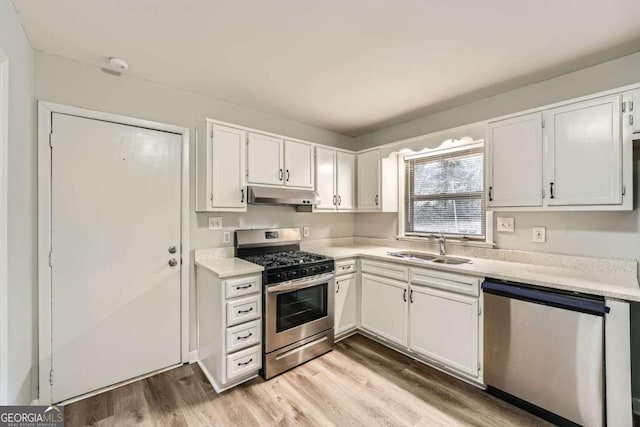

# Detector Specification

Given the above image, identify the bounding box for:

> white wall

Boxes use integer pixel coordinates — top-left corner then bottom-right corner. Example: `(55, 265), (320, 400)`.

(34, 51), (356, 359)
(0, 0), (36, 405)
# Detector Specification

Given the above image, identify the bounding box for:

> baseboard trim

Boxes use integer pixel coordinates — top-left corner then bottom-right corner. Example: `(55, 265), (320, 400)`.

(633, 397), (640, 415)
(30, 399), (40, 406)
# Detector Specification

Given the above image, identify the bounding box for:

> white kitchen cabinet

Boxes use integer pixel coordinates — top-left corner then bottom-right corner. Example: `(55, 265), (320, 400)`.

(361, 273), (407, 346)
(487, 113), (543, 207)
(314, 147), (355, 212)
(335, 273), (357, 336)
(284, 140), (314, 188)
(544, 94), (622, 206)
(196, 122), (246, 212)
(247, 132), (284, 186)
(409, 285), (479, 378)
(357, 149), (398, 212)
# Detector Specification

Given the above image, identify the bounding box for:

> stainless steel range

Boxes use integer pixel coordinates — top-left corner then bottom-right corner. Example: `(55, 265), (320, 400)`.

(235, 228), (335, 379)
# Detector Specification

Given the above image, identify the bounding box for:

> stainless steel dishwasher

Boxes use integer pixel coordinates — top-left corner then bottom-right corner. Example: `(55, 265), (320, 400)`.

(483, 279), (609, 427)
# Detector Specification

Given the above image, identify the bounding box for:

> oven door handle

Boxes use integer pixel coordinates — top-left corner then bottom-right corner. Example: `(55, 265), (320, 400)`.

(267, 273), (334, 293)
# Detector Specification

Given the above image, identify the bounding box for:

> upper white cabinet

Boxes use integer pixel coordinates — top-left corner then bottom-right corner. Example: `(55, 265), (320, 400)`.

(361, 273), (407, 347)
(315, 147), (355, 212)
(284, 140), (314, 188)
(247, 134), (314, 189)
(486, 92), (632, 211)
(247, 133), (284, 186)
(487, 113), (543, 207)
(544, 95), (622, 206)
(197, 122), (247, 212)
(628, 89), (639, 134)
(356, 149), (398, 212)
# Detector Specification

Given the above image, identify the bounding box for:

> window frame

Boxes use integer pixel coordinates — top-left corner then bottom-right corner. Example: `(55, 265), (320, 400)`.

(397, 141), (493, 245)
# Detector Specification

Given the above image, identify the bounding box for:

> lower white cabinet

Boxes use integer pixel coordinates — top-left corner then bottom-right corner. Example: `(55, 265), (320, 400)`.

(409, 285), (479, 377)
(335, 273), (357, 335)
(361, 273), (408, 346)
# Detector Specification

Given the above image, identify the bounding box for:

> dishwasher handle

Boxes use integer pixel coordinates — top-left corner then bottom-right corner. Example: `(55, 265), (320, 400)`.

(482, 280), (609, 316)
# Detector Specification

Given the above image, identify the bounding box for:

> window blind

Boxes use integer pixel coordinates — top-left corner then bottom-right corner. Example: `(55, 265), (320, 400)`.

(404, 145), (485, 239)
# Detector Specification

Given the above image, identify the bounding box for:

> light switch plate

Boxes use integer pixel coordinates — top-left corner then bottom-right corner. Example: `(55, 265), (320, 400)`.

(497, 217), (514, 233)
(303, 227), (310, 238)
(208, 217), (222, 231)
(222, 231), (231, 244)
(532, 226), (546, 243)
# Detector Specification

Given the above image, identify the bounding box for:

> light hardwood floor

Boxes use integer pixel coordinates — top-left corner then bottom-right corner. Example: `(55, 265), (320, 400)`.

(64, 334), (552, 426)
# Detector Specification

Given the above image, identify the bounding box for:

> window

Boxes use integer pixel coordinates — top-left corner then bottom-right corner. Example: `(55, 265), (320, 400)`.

(403, 144), (485, 239)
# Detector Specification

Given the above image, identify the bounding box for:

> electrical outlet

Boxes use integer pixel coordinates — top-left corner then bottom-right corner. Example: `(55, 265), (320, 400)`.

(303, 227), (310, 238)
(532, 226), (546, 243)
(497, 217), (514, 233)
(222, 231), (231, 244)
(208, 217), (222, 231)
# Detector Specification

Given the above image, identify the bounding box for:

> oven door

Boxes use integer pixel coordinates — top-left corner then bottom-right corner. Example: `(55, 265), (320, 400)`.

(265, 273), (334, 353)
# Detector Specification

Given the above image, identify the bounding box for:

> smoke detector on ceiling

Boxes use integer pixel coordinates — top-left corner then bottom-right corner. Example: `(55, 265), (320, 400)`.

(108, 57), (129, 72)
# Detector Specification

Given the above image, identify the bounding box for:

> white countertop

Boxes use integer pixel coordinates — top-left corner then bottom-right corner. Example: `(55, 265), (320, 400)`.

(195, 257), (263, 279)
(310, 244), (640, 302)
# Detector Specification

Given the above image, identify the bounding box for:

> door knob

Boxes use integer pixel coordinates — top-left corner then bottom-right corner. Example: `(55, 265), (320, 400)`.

(168, 258), (178, 267)
(168, 245), (177, 254)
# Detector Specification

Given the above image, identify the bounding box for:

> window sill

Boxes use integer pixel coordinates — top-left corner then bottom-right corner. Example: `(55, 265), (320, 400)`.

(396, 235), (495, 249)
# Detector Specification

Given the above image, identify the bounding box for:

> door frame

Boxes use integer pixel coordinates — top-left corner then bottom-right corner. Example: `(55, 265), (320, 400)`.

(37, 101), (190, 404)
(0, 46), (9, 404)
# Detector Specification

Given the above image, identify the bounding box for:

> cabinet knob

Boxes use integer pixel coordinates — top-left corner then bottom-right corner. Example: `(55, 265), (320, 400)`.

(168, 245), (177, 254)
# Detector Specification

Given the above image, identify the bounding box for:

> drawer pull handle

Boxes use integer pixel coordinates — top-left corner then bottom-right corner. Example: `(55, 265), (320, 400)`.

(237, 358), (253, 366)
(237, 332), (253, 340)
(235, 284), (253, 290)
(403, 289), (407, 302)
(238, 307), (254, 314)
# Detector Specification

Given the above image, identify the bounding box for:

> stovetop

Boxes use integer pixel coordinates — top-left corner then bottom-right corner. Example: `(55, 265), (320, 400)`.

(239, 250), (334, 284)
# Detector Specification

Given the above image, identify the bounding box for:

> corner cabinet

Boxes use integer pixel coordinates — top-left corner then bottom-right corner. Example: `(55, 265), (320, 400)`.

(356, 149), (398, 212)
(196, 122), (247, 212)
(247, 133), (314, 189)
(486, 93), (633, 211)
(315, 147), (355, 212)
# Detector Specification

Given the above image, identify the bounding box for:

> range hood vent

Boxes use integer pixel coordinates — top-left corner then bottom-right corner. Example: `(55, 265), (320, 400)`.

(247, 186), (320, 212)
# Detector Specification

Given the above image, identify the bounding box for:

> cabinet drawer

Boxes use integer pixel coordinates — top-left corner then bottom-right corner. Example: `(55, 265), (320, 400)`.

(226, 345), (261, 381)
(362, 259), (408, 281)
(226, 294), (261, 327)
(226, 319), (261, 353)
(225, 275), (261, 299)
(335, 259), (356, 276)
(410, 267), (481, 296)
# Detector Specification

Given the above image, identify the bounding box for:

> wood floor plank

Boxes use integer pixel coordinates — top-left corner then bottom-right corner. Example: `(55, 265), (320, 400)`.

(64, 335), (552, 427)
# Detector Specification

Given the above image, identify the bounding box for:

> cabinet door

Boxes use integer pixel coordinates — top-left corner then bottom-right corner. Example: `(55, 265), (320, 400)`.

(315, 147), (336, 211)
(284, 140), (314, 188)
(247, 132), (284, 186)
(545, 95), (622, 206)
(335, 274), (357, 335)
(357, 150), (381, 210)
(630, 89), (640, 134)
(210, 125), (246, 209)
(409, 286), (478, 377)
(488, 113), (543, 207)
(361, 274), (407, 346)
(336, 151), (355, 210)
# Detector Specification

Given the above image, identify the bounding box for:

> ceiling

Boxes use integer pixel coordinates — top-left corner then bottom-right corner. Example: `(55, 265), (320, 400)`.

(12, 0), (640, 136)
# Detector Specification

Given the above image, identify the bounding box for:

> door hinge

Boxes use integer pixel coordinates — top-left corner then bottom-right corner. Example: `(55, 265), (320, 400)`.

(477, 305), (482, 315)
(210, 193), (213, 202)
(630, 101), (634, 111)
(622, 101), (627, 113)
(542, 188), (545, 199)
(541, 118), (545, 128)
(630, 115), (634, 126)
(48, 250), (53, 267)
(477, 362), (481, 372)
(49, 132), (54, 148)
(622, 185), (626, 197)
(49, 368), (54, 385)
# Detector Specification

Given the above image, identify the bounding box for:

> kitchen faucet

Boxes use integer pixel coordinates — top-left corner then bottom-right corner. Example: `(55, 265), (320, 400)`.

(439, 232), (446, 256)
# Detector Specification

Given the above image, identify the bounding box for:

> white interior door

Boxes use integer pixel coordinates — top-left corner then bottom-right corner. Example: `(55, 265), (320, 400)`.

(50, 113), (182, 403)
(315, 147), (336, 211)
(336, 151), (355, 210)
(284, 140), (314, 188)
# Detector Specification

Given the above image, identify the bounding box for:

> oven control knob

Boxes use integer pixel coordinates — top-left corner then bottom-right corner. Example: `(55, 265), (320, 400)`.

(289, 270), (298, 279)
(301, 268), (309, 276)
(280, 272), (288, 281)
(311, 266), (319, 274)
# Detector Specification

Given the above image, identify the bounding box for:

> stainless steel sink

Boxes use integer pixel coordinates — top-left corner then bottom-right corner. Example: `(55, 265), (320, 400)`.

(387, 251), (471, 265)
(431, 256), (471, 265)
